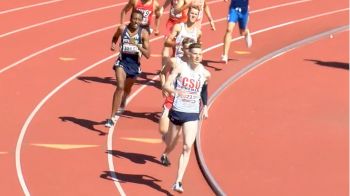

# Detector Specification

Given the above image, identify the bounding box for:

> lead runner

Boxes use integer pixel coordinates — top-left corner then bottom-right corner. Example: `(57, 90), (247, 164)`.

(161, 42), (210, 193)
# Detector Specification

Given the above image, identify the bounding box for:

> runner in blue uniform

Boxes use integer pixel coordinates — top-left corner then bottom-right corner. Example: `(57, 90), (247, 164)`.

(221, 0), (252, 63)
(105, 10), (150, 128)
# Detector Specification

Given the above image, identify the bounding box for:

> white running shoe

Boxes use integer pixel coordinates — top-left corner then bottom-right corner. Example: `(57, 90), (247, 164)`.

(245, 31), (252, 48)
(104, 119), (115, 128)
(221, 55), (228, 64)
(172, 182), (184, 193)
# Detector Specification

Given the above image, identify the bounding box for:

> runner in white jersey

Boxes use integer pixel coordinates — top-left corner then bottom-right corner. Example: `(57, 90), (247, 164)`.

(160, 43), (210, 193)
(191, 0), (216, 30)
(158, 38), (196, 143)
(161, 6), (202, 82)
(174, 23), (198, 57)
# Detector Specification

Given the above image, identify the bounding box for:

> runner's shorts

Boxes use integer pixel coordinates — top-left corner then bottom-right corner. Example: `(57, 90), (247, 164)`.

(168, 109), (199, 126)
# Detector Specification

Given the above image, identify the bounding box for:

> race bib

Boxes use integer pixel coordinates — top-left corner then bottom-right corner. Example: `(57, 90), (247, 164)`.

(122, 43), (139, 54)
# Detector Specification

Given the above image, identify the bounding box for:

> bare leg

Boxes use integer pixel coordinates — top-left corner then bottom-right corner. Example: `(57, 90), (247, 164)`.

(110, 67), (126, 118)
(159, 107), (170, 135)
(222, 22), (236, 58)
(163, 121), (181, 155)
(175, 120), (199, 183)
(240, 28), (252, 48)
(120, 77), (136, 109)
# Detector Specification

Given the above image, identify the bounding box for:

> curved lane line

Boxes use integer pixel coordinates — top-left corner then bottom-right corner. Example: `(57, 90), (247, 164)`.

(0, 0), (312, 74)
(14, 6), (347, 196)
(0, 2), (127, 38)
(0, 24), (117, 74)
(195, 25), (349, 196)
(0, 0), (222, 39)
(0, 0), (63, 15)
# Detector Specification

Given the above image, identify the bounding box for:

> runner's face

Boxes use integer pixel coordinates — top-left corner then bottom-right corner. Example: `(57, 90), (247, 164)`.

(188, 8), (199, 23)
(189, 48), (202, 64)
(130, 13), (143, 29)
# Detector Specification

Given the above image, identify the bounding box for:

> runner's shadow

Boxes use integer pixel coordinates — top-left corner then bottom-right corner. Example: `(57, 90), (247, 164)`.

(77, 76), (115, 85)
(305, 59), (349, 70)
(202, 59), (223, 71)
(59, 116), (107, 136)
(107, 150), (162, 165)
(135, 71), (161, 89)
(100, 171), (173, 196)
(121, 110), (160, 123)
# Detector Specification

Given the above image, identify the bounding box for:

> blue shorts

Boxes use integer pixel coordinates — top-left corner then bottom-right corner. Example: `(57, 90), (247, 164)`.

(168, 109), (199, 126)
(227, 7), (249, 30)
(113, 57), (141, 78)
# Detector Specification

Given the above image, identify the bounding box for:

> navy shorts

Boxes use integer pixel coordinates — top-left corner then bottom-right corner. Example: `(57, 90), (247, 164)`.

(113, 58), (141, 78)
(227, 7), (249, 29)
(168, 109), (199, 126)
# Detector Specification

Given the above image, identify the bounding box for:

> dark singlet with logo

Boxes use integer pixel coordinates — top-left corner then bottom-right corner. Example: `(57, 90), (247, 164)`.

(114, 26), (143, 78)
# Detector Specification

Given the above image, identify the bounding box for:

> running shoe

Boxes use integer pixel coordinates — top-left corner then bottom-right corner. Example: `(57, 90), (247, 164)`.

(245, 31), (252, 48)
(172, 182), (184, 193)
(221, 55), (228, 64)
(105, 119), (115, 128)
(160, 154), (171, 166)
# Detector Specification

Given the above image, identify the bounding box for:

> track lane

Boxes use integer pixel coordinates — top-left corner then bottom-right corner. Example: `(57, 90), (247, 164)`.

(18, 6), (348, 196)
(0, 0), (348, 194)
(0, 0), (122, 35)
(0, 0), (63, 15)
(0, 1), (127, 72)
(200, 29), (348, 195)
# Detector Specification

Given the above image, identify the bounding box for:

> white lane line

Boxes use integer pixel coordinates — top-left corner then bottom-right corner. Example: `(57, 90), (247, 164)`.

(203, 8), (349, 53)
(15, 6), (346, 196)
(0, 0), (63, 15)
(106, 9), (348, 194)
(0, 0), (311, 74)
(15, 35), (165, 196)
(0, 2), (127, 38)
(0, 24), (117, 74)
(197, 25), (349, 196)
(0, 0), (221, 39)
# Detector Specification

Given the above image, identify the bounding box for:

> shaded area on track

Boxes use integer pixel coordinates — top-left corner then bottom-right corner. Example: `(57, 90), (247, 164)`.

(305, 59), (349, 70)
(100, 171), (174, 195)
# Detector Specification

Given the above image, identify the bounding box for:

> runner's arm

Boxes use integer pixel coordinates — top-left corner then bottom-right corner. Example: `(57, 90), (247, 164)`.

(120, 0), (135, 24)
(137, 29), (151, 58)
(111, 25), (124, 51)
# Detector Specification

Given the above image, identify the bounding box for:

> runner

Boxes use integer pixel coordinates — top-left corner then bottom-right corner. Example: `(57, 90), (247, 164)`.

(120, 0), (162, 35)
(159, 37), (196, 139)
(105, 10), (151, 128)
(161, 43), (210, 193)
(221, 0), (252, 63)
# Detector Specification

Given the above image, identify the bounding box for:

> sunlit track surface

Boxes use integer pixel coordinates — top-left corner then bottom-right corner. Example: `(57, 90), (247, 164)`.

(200, 28), (349, 195)
(0, 0), (348, 195)
(197, 26), (349, 195)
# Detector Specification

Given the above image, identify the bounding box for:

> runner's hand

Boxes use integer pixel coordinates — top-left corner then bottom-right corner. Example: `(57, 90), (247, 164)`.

(111, 43), (116, 51)
(210, 20), (216, 31)
(201, 105), (209, 119)
(162, 89), (169, 97)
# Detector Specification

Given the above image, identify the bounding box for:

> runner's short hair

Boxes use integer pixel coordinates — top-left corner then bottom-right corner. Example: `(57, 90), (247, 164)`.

(182, 37), (196, 46)
(188, 5), (201, 13)
(189, 43), (202, 51)
(131, 9), (144, 20)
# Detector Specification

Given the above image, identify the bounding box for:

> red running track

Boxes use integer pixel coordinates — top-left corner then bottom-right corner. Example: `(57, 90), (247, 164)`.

(0, 0), (348, 195)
